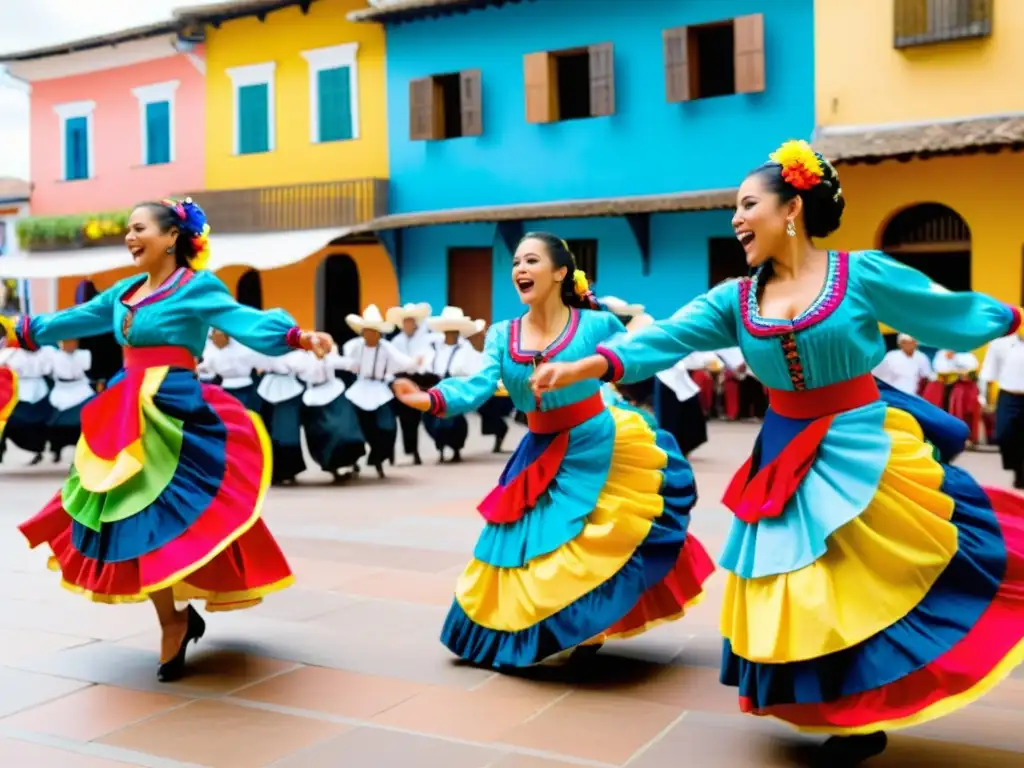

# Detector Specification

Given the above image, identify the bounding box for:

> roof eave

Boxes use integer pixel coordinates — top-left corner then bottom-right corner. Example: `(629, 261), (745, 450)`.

(0, 21), (179, 63)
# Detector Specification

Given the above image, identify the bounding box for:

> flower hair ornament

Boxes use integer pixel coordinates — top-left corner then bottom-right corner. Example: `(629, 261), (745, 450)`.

(161, 197), (211, 271)
(769, 139), (825, 192)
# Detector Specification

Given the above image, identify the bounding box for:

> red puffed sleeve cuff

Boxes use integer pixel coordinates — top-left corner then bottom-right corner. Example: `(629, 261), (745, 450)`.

(595, 345), (624, 383)
(427, 388), (447, 417)
(1006, 305), (1022, 337)
(285, 327), (303, 349)
(14, 316), (35, 350)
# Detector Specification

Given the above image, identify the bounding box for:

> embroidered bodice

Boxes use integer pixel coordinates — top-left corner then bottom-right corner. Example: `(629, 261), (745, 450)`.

(601, 250), (1020, 392)
(432, 309), (626, 416)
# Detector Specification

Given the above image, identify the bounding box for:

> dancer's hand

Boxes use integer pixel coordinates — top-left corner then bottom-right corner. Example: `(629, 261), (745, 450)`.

(299, 331), (333, 359)
(393, 378), (432, 412)
(531, 361), (582, 395)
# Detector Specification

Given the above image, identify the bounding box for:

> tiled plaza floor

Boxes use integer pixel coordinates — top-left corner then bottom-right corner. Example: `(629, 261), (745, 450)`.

(0, 417), (1022, 767)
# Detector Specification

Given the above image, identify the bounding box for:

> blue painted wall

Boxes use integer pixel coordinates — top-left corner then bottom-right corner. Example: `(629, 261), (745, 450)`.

(384, 0), (816, 212)
(400, 210), (736, 322)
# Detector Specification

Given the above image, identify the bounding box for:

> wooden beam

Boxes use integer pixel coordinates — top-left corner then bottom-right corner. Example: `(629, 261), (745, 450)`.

(496, 220), (524, 255)
(626, 213), (651, 276)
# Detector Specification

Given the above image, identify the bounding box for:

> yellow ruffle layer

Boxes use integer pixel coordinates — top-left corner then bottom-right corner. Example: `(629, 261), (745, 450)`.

(721, 407), (958, 663)
(455, 407), (669, 633)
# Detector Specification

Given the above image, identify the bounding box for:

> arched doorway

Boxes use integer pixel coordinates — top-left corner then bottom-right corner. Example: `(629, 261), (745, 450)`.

(75, 280), (122, 384)
(880, 203), (971, 292)
(236, 269), (263, 309)
(315, 253), (360, 347)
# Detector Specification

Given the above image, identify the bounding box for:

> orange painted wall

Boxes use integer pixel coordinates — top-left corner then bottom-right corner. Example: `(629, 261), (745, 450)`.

(56, 243), (398, 331)
(30, 53), (206, 216)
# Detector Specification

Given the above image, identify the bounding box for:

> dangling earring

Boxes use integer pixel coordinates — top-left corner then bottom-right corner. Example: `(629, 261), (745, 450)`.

(165, 246), (174, 254)
(786, 220), (796, 237)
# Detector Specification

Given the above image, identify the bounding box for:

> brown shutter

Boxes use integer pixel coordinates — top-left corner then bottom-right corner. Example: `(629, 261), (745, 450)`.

(524, 51), (555, 123)
(409, 77), (436, 140)
(733, 14), (765, 94)
(663, 27), (691, 102)
(459, 69), (483, 136)
(588, 42), (615, 117)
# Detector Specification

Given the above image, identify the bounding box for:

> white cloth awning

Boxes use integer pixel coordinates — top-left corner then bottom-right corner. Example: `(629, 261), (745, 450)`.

(0, 228), (349, 279)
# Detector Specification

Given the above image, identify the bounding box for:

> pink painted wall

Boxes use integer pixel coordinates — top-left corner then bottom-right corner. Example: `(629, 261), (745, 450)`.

(29, 53), (205, 216)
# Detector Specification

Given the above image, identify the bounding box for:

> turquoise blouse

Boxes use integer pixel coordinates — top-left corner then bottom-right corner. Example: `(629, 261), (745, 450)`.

(429, 308), (626, 416)
(600, 250), (1020, 391)
(14, 268), (299, 359)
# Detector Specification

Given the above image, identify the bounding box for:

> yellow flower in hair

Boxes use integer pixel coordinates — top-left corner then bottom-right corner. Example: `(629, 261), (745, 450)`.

(573, 269), (589, 297)
(770, 139), (824, 191)
(189, 223), (212, 271)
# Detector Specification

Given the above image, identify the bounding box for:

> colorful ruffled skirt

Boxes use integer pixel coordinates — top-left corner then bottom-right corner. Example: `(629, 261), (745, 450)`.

(0, 367), (16, 439)
(719, 374), (1024, 734)
(441, 392), (714, 668)
(18, 346), (293, 610)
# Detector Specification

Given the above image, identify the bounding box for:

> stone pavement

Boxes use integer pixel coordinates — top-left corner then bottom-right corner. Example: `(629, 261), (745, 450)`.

(0, 418), (1022, 767)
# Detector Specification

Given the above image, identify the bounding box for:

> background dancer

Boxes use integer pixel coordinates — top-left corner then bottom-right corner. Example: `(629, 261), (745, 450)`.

(256, 348), (308, 486)
(196, 329), (262, 410)
(980, 330), (1024, 489)
(45, 339), (94, 464)
(421, 306), (486, 464)
(297, 344), (364, 482)
(394, 232), (713, 669)
(531, 140), (1024, 766)
(0, 344), (51, 465)
(387, 302), (436, 465)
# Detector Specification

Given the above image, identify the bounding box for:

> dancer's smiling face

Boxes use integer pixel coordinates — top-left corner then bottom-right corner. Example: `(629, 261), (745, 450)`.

(511, 237), (567, 306)
(125, 205), (178, 274)
(732, 172), (802, 269)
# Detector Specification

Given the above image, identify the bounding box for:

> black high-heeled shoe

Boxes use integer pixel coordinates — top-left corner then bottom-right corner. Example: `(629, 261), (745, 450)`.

(157, 605), (206, 683)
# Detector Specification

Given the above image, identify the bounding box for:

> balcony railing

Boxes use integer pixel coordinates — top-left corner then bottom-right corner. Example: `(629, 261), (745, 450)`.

(176, 178), (389, 234)
(894, 0), (992, 49)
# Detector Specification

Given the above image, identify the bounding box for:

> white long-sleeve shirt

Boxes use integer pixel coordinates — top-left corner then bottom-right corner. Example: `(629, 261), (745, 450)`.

(296, 347), (348, 406)
(257, 350), (306, 404)
(873, 349), (932, 394)
(656, 351), (720, 402)
(338, 338), (414, 411)
(932, 350), (979, 377)
(426, 339), (482, 380)
(45, 348), (93, 410)
(197, 340), (261, 389)
(4, 348), (51, 404)
(979, 335), (1024, 403)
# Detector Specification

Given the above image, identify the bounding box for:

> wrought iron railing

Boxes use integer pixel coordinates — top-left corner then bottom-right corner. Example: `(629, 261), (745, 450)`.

(894, 0), (992, 49)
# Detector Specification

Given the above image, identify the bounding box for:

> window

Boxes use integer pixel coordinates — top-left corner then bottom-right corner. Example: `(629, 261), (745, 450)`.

(301, 42), (360, 143)
(132, 80), (179, 165)
(894, 0), (992, 49)
(524, 44), (614, 124)
(663, 14), (765, 102)
(409, 70), (482, 141)
(565, 239), (598, 287)
(53, 100), (95, 181)
(226, 62), (276, 155)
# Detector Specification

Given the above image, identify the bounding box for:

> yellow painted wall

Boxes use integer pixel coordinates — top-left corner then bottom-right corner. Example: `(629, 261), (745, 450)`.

(819, 151), (1024, 346)
(815, 0), (1024, 126)
(203, 0), (388, 189)
(57, 244), (399, 331)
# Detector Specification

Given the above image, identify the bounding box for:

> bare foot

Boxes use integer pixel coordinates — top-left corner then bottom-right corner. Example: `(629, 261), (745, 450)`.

(159, 612), (189, 663)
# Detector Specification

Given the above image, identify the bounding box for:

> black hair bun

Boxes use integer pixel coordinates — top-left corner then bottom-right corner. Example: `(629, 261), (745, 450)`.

(800, 157), (844, 238)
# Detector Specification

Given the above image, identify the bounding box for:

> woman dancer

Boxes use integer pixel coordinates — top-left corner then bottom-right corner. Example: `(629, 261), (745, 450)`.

(0, 359), (14, 438)
(421, 306), (487, 464)
(530, 141), (1024, 765)
(0, 344), (51, 465)
(394, 232), (714, 668)
(297, 344), (365, 482)
(256, 347), (308, 485)
(45, 339), (95, 463)
(0, 197), (331, 682)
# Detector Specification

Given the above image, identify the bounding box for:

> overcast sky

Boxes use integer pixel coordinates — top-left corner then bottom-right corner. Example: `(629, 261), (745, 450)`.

(0, 1), (220, 180)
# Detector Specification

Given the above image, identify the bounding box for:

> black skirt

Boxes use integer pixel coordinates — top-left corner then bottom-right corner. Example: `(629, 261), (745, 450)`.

(354, 400), (398, 467)
(302, 394), (365, 472)
(3, 398), (53, 454)
(423, 412), (469, 451)
(224, 382), (261, 411)
(654, 380), (708, 457)
(478, 395), (513, 437)
(259, 394), (307, 483)
(995, 391), (1024, 471)
(48, 399), (92, 453)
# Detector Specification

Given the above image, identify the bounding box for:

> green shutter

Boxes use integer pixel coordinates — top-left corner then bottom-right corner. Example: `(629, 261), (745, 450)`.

(317, 66), (352, 142)
(238, 83), (270, 154)
(64, 116), (89, 180)
(145, 100), (171, 164)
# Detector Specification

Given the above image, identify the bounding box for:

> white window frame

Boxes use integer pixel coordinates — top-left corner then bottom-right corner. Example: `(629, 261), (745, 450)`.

(225, 61), (276, 155)
(53, 100), (96, 181)
(131, 80), (180, 166)
(300, 42), (360, 143)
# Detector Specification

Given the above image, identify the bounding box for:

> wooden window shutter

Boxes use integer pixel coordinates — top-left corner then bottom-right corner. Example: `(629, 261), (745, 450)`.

(663, 27), (690, 103)
(588, 43), (615, 117)
(459, 69), (483, 136)
(409, 77), (436, 141)
(524, 52), (555, 124)
(734, 14), (766, 94)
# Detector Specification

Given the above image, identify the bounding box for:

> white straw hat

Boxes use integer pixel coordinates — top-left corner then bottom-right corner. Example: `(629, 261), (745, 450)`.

(345, 304), (396, 334)
(426, 306), (487, 337)
(385, 302), (431, 325)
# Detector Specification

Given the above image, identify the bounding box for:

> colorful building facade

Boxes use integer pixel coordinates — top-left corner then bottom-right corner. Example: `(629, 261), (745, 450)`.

(352, 0), (816, 323)
(814, 0), (1019, 308)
